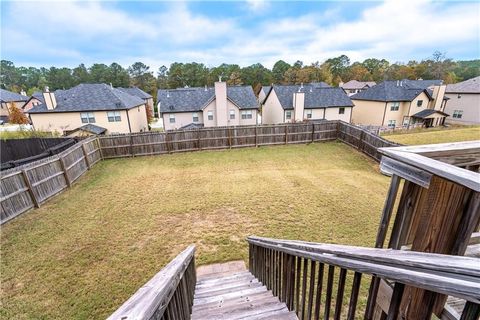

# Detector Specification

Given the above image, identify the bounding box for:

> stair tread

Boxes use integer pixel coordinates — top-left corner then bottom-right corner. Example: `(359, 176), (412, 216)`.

(195, 281), (263, 298)
(192, 294), (280, 318)
(192, 270), (298, 320)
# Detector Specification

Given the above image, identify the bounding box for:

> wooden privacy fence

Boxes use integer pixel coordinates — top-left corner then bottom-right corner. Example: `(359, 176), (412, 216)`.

(0, 137), (102, 224)
(97, 121), (395, 160)
(1, 121), (399, 224)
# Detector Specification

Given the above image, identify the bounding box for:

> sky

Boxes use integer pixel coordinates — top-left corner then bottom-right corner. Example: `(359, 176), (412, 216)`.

(1, 0), (479, 72)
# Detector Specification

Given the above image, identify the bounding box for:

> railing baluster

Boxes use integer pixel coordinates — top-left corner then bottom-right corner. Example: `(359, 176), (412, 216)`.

(334, 268), (347, 320)
(386, 282), (405, 320)
(295, 256), (302, 314)
(289, 255), (296, 310)
(347, 272), (362, 320)
(324, 265), (335, 319)
(307, 260), (316, 320)
(285, 254), (292, 309)
(301, 258), (308, 320)
(282, 252), (288, 303)
(460, 301), (480, 320)
(314, 263), (324, 320)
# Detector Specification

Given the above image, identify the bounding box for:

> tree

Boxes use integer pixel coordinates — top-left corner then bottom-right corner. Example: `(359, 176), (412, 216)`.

(47, 67), (73, 90)
(108, 63), (129, 87)
(89, 63), (109, 83)
(347, 63), (372, 81)
(240, 63), (272, 87)
(157, 65), (168, 88)
(227, 71), (243, 85)
(8, 103), (29, 124)
(326, 55), (350, 80)
(272, 60), (291, 83)
(128, 62), (156, 94)
(72, 64), (90, 84)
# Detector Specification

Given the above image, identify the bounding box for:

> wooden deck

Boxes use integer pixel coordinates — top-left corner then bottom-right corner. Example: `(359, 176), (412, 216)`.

(192, 262), (297, 320)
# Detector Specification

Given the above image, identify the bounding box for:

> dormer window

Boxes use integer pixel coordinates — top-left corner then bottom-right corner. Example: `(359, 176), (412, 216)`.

(417, 100), (423, 107)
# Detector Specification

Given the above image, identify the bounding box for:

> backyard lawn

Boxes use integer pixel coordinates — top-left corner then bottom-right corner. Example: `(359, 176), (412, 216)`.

(1, 142), (391, 319)
(384, 125), (480, 145)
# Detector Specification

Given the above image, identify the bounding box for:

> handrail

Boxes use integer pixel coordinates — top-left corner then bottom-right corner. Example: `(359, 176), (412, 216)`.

(108, 245), (196, 320)
(247, 236), (479, 303)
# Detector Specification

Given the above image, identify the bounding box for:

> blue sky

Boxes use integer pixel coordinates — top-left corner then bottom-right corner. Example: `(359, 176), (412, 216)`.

(1, 0), (479, 72)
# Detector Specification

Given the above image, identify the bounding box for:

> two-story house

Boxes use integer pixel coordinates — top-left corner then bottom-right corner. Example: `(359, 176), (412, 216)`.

(261, 83), (354, 124)
(351, 80), (449, 128)
(444, 76), (480, 125)
(157, 81), (259, 130)
(0, 89), (29, 122)
(28, 83), (149, 135)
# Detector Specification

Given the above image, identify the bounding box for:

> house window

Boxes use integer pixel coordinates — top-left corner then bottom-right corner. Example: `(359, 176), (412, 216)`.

(229, 109), (235, 120)
(390, 102), (400, 111)
(169, 114), (175, 123)
(107, 111), (121, 122)
(192, 113), (199, 122)
(241, 110), (253, 120)
(417, 100), (423, 107)
(80, 112), (95, 123)
(207, 110), (214, 121)
(453, 110), (463, 119)
(387, 120), (396, 128)
(305, 109), (312, 119)
(339, 107), (345, 114)
(285, 111), (292, 120)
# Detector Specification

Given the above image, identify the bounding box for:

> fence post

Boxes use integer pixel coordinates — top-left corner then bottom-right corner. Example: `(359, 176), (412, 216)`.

(197, 130), (201, 151)
(285, 124), (288, 144)
(228, 127), (232, 149)
(359, 129), (365, 151)
(130, 135), (134, 157)
(255, 126), (258, 147)
(21, 169), (40, 208)
(311, 123), (315, 143)
(58, 155), (71, 188)
(81, 143), (91, 170)
(97, 138), (104, 160)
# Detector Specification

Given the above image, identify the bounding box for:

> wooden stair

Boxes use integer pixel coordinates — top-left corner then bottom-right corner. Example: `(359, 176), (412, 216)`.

(191, 271), (297, 320)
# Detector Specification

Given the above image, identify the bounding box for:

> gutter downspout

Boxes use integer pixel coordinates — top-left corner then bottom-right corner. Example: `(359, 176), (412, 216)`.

(349, 106), (353, 123)
(381, 102), (388, 127)
(126, 109), (132, 133)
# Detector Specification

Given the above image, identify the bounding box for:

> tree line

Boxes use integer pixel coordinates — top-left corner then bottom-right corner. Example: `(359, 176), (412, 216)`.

(1, 52), (479, 99)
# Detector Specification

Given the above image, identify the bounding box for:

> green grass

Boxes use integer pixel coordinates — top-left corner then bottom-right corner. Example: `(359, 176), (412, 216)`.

(383, 126), (480, 145)
(1, 142), (390, 319)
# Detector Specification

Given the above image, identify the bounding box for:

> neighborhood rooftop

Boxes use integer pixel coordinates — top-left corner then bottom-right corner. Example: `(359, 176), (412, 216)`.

(0, 88), (28, 103)
(341, 80), (376, 89)
(446, 76), (480, 93)
(28, 83), (145, 113)
(270, 84), (354, 109)
(117, 87), (153, 99)
(157, 85), (258, 113)
(350, 79), (442, 102)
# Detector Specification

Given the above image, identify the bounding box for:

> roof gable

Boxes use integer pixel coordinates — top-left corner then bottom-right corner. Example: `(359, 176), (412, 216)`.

(341, 80), (376, 90)
(117, 87), (153, 99)
(157, 85), (258, 113)
(270, 84), (353, 109)
(351, 80), (436, 102)
(28, 84), (145, 114)
(0, 89), (28, 103)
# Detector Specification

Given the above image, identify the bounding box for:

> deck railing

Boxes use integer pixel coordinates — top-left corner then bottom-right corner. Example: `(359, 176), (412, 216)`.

(108, 245), (196, 320)
(247, 236), (480, 320)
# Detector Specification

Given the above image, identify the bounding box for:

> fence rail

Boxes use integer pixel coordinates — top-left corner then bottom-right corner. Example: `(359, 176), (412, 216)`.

(1, 121), (399, 224)
(0, 137), (102, 224)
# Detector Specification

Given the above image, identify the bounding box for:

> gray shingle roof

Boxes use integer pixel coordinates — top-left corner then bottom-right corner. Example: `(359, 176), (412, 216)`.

(270, 84), (353, 109)
(412, 109), (449, 119)
(28, 83), (145, 113)
(0, 89), (28, 103)
(340, 80), (376, 90)
(351, 80), (439, 102)
(446, 76), (480, 94)
(157, 85), (258, 113)
(75, 124), (107, 134)
(117, 87), (153, 99)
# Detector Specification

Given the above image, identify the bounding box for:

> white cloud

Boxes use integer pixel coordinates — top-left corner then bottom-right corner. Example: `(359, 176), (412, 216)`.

(245, 0), (269, 13)
(1, 0), (478, 70)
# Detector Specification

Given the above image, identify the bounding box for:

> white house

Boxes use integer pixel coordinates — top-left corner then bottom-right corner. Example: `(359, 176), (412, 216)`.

(157, 82), (259, 130)
(261, 83), (354, 124)
(444, 76), (480, 125)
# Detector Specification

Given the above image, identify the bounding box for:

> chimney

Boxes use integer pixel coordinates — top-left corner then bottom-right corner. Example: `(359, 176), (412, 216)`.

(214, 81), (228, 126)
(43, 87), (57, 110)
(339, 81), (344, 87)
(396, 80), (400, 86)
(293, 91), (305, 122)
(20, 90), (26, 96)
